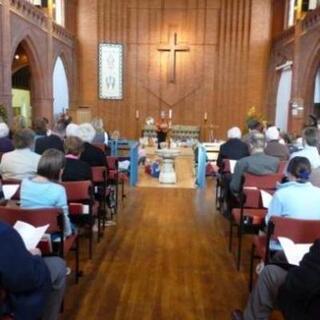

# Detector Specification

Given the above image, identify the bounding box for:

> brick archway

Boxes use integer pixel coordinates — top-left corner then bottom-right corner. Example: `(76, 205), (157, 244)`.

(11, 35), (48, 121)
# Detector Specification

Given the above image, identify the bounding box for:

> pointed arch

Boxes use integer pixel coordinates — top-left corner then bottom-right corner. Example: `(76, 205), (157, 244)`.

(11, 32), (47, 99)
(52, 55), (70, 116)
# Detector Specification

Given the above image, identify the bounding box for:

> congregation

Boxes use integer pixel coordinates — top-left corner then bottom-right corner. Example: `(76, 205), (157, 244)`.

(216, 120), (320, 320)
(0, 114), (112, 320)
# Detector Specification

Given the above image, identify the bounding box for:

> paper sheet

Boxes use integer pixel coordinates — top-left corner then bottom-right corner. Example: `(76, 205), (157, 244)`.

(14, 221), (49, 250)
(3, 184), (19, 200)
(278, 237), (312, 266)
(229, 160), (237, 174)
(261, 190), (273, 208)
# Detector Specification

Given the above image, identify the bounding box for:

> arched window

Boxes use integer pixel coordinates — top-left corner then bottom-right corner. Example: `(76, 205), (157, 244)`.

(288, 0), (296, 27)
(275, 67), (293, 131)
(54, 0), (65, 27)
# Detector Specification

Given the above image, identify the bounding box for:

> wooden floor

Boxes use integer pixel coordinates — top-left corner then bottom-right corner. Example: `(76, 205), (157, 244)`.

(62, 180), (281, 320)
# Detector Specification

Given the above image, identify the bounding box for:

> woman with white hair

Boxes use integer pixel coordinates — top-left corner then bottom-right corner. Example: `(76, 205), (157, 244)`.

(75, 123), (107, 167)
(264, 126), (289, 161)
(0, 122), (14, 152)
(216, 126), (249, 169)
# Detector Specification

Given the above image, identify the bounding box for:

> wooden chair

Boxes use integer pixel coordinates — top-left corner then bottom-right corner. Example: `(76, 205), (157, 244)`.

(216, 159), (232, 212)
(277, 161), (287, 174)
(62, 180), (95, 259)
(0, 206), (80, 282)
(91, 166), (108, 240)
(249, 216), (320, 290)
(229, 173), (283, 270)
(106, 156), (128, 213)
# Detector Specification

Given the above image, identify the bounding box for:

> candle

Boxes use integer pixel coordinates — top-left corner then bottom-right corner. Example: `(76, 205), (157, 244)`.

(204, 112), (208, 121)
(135, 110), (139, 119)
(169, 109), (172, 119)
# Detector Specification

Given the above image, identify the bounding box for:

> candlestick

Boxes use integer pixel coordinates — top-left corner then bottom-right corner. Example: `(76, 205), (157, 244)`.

(169, 109), (172, 119)
(204, 112), (208, 121)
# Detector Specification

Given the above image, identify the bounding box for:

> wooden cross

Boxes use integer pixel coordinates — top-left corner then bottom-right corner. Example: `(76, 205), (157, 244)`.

(158, 32), (190, 83)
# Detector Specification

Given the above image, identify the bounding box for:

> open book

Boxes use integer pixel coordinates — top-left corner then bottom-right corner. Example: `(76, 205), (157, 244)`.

(260, 190), (273, 208)
(14, 221), (49, 250)
(278, 237), (312, 266)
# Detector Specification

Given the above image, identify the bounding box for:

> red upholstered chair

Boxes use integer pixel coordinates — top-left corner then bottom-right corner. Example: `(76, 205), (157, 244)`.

(62, 180), (95, 259)
(277, 161), (287, 174)
(91, 166), (108, 240)
(106, 156), (128, 213)
(229, 173), (283, 270)
(0, 206), (80, 282)
(249, 216), (320, 290)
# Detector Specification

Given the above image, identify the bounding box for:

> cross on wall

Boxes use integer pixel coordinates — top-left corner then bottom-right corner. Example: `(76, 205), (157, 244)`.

(157, 32), (190, 83)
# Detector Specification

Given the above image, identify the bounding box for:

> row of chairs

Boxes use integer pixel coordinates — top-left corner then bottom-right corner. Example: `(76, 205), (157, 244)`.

(216, 159), (320, 292)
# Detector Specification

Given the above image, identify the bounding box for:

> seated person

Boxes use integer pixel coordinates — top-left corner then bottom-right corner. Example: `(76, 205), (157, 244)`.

(230, 132), (279, 194)
(0, 122), (14, 153)
(91, 117), (109, 146)
(231, 239), (320, 320)
(62, 136), (92, 182)
(242, 119), (264, 146)
(35, 120), (64, 155)
(20, 149), (72, 236)
(289, 127), (320, 169)
(217, 127), (249, 170)
(265, 157), (320, 223)
(0, 128), (40, 180)
(33, 117), (48, 141)
(0, 221), (66, 320)
(76, 123), (107, 167)
(264, 126), (289, 161)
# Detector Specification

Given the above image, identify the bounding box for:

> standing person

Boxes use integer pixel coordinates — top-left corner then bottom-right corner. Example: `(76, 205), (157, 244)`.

(156, 112), (169, 149)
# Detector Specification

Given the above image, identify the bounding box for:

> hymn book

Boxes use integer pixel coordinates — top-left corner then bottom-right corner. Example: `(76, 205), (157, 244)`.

(14, 221), (49, 250)
(278, 237), (312, 266)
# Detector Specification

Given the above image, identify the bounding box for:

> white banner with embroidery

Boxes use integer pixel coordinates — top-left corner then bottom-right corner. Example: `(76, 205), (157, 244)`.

(99, 43), (123, 100)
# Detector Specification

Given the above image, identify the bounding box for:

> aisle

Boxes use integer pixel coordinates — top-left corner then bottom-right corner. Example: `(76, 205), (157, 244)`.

(62, 183), (283, 319)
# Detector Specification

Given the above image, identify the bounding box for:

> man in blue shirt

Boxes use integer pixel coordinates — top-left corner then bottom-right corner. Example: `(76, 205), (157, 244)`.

(0, 221), (66, 320)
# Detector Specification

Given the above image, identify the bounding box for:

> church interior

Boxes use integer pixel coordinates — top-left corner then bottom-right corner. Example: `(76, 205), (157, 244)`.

(1, 0), (320, 319)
